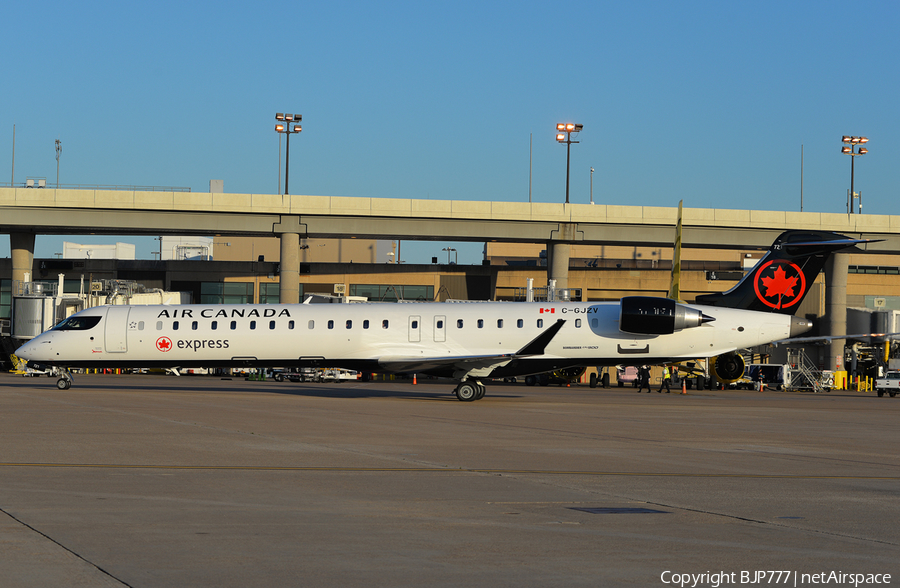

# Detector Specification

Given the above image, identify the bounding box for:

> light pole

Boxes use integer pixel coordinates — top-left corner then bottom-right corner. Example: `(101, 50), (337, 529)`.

(275, 113), (302, 195)
(442, 247), (457, 264)
(590, 166), (594, 205)
(55, 139), (61, 188)
(556, 123), (583, 204)
(841, 135), (868, 214)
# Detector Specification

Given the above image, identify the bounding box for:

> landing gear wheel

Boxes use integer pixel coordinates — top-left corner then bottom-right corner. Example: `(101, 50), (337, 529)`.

(456, 382), (478, 402)
(56, 378), (70, 390)
(524, 375), (537, 386)
(601, 372), (610, 388)
(474, 384), (486, 400)
(589, 373), (598, 389)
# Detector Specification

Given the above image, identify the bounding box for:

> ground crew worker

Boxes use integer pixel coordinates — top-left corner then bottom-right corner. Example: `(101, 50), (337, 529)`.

(658, 366), (672, 393)
(637, 366), (651, 393)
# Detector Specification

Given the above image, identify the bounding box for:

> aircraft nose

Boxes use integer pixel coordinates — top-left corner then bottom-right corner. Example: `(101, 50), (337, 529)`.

(790, 316), (813, 337)
(15, 338), (48, 361)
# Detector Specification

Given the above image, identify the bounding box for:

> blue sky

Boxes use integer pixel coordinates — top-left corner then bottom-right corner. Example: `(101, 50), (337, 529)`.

(2, 1), (898, 263)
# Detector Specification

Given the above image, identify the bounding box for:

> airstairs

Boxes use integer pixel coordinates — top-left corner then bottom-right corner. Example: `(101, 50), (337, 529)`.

(787, 348), (832, 392)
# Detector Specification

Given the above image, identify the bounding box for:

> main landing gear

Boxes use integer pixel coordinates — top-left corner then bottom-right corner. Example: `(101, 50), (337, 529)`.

(454, 380), (486, 402)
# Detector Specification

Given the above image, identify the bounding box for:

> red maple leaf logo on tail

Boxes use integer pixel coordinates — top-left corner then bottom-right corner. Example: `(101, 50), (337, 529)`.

(761, 265), (798, 299)
(753, 261), (806, 309)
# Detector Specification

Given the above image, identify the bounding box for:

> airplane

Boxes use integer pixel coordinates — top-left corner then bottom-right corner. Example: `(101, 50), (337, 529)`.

(14, 230), (869, 401)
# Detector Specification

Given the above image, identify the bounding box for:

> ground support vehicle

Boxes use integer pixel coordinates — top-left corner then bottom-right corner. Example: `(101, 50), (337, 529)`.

(875, 371), (900, 397)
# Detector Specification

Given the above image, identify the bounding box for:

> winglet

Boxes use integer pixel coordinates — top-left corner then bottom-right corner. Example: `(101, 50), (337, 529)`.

(515, 319), (566, 356)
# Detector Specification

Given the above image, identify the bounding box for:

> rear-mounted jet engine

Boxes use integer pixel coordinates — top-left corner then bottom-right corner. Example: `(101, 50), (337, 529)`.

(619, 296), (715, 335)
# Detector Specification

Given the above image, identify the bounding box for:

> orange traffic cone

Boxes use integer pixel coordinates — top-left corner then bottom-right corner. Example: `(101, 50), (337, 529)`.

(681, 380), (687, 395)
(413, 373), (417, 385)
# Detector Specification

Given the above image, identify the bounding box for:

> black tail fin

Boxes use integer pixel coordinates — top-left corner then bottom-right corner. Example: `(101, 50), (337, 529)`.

(695, 231), (868, 313)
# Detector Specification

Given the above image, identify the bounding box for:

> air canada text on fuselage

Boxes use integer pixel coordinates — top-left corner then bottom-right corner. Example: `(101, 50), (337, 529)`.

(157, 308), (292, 319)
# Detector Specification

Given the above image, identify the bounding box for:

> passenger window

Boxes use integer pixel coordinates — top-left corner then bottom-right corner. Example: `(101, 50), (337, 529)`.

(537, 319), (543, 328)
(457, 319), (464, 328)
(231, 320), (237, 330)
(517, 319), (523, 328)
(591, 318), (598, 328)
(211, 321), (218, 330)
(328, 320), (334, 329)
(346, 320), (352, 329)
(477, 319), (483, 328)
(269, 320), (276, 330)
(138, 321), (144, 330)
(308, 320), (315, 329)
(497, 319), (503, 328)
(382, 320), (389, 329)
(575, 319), (582, 328)
(173, 321), (179, 331)
(156, 321), (163, 330)
(192, 321), (198, 330)
(412, 320), (418, 329)
(289, 320), (295, 330)
(250, 320), (256, 330)
(436, 320), (443, 329)
(363, 320), (369, 329)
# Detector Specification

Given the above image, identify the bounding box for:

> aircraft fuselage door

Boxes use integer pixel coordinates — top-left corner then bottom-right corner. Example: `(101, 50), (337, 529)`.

(408, 315), (421, 343)
(105, 306), (130, 353)
(434, 315), (446, 342)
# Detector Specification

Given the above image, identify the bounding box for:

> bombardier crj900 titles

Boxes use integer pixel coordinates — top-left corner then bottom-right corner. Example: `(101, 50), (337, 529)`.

(16, 231), (867, 400)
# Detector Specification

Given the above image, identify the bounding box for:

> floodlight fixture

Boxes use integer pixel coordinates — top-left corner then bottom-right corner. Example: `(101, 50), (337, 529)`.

(555, 122), (584, 204)
(841, 134), (869, 214)
(275, 111), (303, 195)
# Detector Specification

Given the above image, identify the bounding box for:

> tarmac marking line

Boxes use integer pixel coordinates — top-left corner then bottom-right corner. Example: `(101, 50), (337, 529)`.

(0, 463), (897, 480)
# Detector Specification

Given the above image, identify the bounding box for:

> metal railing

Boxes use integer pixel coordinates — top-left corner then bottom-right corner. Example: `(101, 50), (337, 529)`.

(1, 181), (191, 192)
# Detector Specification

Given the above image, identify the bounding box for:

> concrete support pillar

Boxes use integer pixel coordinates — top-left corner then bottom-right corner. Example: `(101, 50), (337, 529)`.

(825, 252), (849, 372)
(548, 242), (570, 292)
(279, 232), (301, 304)
(10, 232), (35, 286)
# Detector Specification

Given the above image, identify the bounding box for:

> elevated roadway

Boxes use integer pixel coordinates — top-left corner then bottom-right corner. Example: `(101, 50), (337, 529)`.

(3, 187), (900, 247)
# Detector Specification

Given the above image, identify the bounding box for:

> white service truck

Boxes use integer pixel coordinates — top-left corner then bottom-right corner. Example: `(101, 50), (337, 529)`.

(875, 370), (900, 397)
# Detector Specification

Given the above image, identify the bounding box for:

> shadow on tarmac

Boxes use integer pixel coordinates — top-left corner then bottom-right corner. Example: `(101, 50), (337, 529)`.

(0, 374), (526, 401)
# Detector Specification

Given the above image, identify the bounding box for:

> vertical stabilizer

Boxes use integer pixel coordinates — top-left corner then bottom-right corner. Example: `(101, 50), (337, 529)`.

(695, 231), (867, 314)
(667, 200), (683, 302)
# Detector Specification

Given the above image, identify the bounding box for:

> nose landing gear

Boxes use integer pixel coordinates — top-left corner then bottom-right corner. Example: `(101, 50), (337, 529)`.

(55, 369), (73, 390)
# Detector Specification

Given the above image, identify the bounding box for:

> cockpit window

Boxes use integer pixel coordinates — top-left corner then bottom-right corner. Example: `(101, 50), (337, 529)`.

(54, 316), (102, 331)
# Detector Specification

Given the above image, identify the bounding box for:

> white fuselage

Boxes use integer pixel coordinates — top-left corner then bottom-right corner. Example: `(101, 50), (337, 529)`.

(16, 301), (793, 378)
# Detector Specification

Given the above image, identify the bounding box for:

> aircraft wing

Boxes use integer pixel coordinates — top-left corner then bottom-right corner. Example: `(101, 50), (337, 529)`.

(774, 332), (900, 345)
(378, 353), (515, 374)
(377, 319), (567, 375)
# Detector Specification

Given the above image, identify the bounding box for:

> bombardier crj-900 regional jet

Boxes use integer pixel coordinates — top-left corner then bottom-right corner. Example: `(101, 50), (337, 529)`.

(16, 231), (867, 400)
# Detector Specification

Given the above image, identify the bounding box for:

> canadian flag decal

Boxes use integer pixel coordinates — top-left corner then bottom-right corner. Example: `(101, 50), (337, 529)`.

(539, 308), (555, 314)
